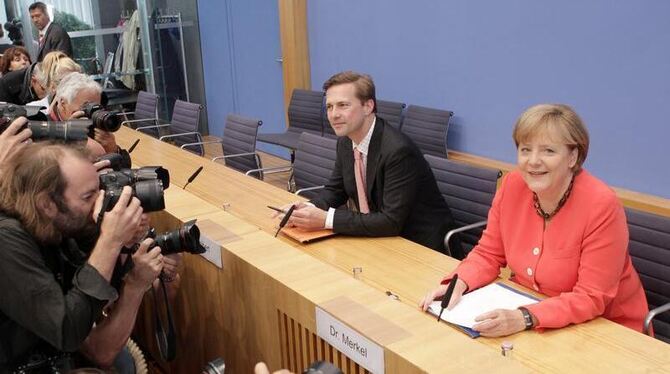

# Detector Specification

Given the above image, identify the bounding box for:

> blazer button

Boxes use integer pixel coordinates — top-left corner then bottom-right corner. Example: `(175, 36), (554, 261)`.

(532, 247), (540, 255)
(533, 284), (539, 291)
(526, 267), (533, 276)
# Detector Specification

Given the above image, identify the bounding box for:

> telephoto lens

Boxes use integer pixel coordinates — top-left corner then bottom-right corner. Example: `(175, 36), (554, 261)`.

(81, 102), (122, 132)
(201, 358), (225, 374)
(153, 220), (206, 255)
(27, 120), (91, 141)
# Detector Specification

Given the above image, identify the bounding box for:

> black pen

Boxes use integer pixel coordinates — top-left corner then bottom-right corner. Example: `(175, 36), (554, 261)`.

(274, 205), (296, 237)
(438, 273), (458, 322)
(267, 205), (287, 214)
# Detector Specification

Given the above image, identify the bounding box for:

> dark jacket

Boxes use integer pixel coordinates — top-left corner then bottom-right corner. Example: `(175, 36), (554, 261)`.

(0, 63), (39, 105)
(310, 117), (461, 254)
(36, 22), (73, 62)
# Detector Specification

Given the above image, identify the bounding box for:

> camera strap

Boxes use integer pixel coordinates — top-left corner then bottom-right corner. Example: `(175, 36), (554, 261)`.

(95, 194), (113, 230)
(152, 278), (177, 361)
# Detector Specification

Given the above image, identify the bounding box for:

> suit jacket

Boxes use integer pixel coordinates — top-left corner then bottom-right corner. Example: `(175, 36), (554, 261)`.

(310, 117), (460, 254)
(445, 170), (648, 332)
(36, 22), (73, 62)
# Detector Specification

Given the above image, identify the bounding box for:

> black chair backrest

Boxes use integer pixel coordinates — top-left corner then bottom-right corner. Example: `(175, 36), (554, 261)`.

(222, 114), (263, 175)
(425, 155), (500, 256)
(626, 207), (670, 343)
(134, 91), (158, 121)
(287, 89), (324, 135)
(293, 132), (338, 199)
(171, 99), (203, 155)
(402, 105), (453, 157)
(376, 100), (406, 130)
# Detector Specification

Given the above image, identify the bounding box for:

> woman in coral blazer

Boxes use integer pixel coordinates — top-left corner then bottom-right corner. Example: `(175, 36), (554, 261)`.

(420, 104), (648, 337)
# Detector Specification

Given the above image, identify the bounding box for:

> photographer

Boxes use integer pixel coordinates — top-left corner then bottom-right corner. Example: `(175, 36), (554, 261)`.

(0, 142), (147, 371)
(50, 72), (118, 158)
(0, 62), (47, 105)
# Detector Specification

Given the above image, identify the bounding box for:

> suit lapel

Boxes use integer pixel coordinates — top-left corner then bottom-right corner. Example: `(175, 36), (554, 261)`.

(38, 24), (52, 58)
(365, 118), (384, 200)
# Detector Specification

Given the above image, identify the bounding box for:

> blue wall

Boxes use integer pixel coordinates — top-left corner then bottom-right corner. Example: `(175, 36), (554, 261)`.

(308, 0), (670, 198)
(197, 0), (288, 158)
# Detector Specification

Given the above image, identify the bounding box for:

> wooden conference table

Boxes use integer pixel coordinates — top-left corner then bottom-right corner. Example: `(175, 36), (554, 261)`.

(115, 127), (670, 373)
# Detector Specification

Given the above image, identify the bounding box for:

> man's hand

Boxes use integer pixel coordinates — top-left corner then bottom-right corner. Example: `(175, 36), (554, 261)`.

(288, 204), (327, 231)
(93, 128), (118, 154)
(0, 117), (32, 165)
(472, 309), (527, 337)
(125, 238), (163, 291)
(96, 186), (144, 248)
(270, 201), (309, 219)
(123, 213), (150, 247)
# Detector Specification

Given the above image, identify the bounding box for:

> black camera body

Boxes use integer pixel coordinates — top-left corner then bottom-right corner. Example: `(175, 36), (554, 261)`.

(0, 104), (91, 141)
(99, 167), (170, 213)
(81, 102), (122, 132)
(149, 220), (205, 255)
(97, 150), (132, 171)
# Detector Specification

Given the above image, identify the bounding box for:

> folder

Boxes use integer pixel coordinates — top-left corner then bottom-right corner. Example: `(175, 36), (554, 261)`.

(280, 226), (336, 243)
(427, 282), (539, 338)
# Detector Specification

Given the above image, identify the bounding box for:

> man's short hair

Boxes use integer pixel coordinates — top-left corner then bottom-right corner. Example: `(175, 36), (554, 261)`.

(322, 71), (377, 113)
(0, 142), (90, 244)
(57, 72), (102, 104)
(29, 2), (47, 13)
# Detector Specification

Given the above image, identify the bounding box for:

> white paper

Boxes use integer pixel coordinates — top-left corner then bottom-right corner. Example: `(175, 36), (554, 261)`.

(428, 283), (538, 328)
(198, 233), (222, 268)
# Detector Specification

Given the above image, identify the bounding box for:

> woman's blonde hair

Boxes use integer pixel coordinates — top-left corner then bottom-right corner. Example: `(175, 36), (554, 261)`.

(513, 103), (590, 171)
(38, 51), (82, 95)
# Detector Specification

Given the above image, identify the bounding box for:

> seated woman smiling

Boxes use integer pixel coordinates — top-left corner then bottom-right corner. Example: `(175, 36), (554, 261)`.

(420, 103), (648, 337)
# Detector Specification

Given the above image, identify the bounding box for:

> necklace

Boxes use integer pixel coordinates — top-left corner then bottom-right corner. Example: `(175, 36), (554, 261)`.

(533, 175), (575, 220)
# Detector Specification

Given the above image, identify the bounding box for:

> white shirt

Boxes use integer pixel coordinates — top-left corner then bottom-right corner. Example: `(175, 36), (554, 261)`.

(324, 117), (377, 229)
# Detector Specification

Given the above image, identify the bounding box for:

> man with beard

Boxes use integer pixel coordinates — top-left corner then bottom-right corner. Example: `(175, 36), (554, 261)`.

(0, 141), (162, 371)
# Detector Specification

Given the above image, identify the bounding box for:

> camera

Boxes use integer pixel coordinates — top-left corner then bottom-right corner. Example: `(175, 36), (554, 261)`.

(4, 18), (23, 44)
(150, 220), (205, 255)
(97, 150), (132, 171)
(0, 104), (90, 141)
(99, 166), (170, 212)
(81, 102), (122, 132)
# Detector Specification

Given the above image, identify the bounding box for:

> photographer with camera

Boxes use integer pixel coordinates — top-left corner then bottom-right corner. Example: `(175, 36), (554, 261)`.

(50, 72), (119, 158)
(0, 61), (48, 105)
(0, 142), (150, 371)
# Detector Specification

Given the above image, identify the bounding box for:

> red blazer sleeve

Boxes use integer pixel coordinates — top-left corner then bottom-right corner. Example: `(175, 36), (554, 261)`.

(525, 192), (629, 329)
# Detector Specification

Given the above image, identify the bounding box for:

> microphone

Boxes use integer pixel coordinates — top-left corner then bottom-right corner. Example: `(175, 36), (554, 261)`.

(183, 166), (203, 189)
(127, 138), (140, 153)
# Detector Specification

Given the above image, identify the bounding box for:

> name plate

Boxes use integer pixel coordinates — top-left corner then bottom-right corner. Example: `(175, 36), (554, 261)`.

(315, 307), (384, 374)
(199, 232), (222, 268)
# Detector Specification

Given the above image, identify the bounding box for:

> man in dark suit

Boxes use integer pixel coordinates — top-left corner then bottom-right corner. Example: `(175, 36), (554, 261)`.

(285, 71), (461, 255)
(29, 2), (72, 62)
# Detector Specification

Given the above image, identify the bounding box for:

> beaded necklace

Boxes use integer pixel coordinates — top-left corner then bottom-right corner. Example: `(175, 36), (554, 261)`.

(533, 174), (575, 220)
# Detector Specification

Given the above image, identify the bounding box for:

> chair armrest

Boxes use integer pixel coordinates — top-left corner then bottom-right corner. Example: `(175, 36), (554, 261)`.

(443, 220), (487, 257)
(121, 117), (157, 126)
(211, 152), (258, 161)
(136, 123), (171, 131)
(295, 185), (325, 196)
(245, 165), (292, 176)
(180, 140), (222, 150)
(159, 132), (201, 141)
(644, 302), (670, 336)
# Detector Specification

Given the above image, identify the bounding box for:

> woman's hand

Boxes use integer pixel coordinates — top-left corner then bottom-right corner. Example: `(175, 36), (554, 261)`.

(472, 309), (527, 337)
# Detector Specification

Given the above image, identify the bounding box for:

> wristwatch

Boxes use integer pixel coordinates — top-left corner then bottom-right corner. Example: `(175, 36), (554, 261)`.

(518, 307), (534, 330)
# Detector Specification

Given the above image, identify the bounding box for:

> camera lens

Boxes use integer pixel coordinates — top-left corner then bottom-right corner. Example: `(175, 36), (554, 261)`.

(91, 109), (121, 132)
(153, 220), (205, 255)
(27, 120), (90, 141)
(133, 180), (166, 212)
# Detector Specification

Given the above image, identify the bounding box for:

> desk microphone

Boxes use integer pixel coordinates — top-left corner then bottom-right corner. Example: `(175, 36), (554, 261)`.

(183, 166), (203, 189)
(128, 139), (140, 153)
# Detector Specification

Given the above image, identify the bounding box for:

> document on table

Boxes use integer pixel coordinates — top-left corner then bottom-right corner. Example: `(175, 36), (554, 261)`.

(428, 282), (538, 334)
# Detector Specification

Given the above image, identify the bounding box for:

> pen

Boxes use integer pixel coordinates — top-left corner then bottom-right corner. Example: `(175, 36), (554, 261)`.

(267, 205), (286, 213)
(438, 273), (458, 322)
(274, 205), (296, 237)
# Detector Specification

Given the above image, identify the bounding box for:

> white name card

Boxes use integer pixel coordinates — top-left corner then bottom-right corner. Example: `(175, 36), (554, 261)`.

(315, 307), (384, 374)
(198, 232), (222, 268)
